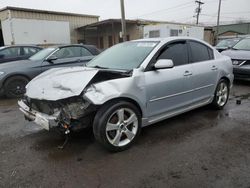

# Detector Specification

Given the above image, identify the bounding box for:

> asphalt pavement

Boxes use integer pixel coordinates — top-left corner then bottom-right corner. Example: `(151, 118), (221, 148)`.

(0, 81), (250, 188)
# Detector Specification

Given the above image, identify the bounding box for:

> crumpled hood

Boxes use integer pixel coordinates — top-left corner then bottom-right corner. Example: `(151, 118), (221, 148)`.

(221, 50), (250, 60)
(26, 66), (99, 101)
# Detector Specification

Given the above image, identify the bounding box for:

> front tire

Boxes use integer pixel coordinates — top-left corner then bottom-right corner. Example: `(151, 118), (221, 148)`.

(4, 76), (29, 98)
(93, 101), (141, 152)
(212, 79), (230, 110)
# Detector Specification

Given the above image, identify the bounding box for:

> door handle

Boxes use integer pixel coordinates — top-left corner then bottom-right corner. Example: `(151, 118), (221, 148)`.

(211, 65), (218, 70)
(183, 71), (192, 76)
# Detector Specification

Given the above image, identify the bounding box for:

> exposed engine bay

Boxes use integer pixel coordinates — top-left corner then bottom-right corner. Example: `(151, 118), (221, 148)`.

(19, 69), (131, 134)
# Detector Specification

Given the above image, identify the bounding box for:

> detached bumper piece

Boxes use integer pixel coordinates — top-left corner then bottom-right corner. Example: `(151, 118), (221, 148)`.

(18, 100), (58, 130)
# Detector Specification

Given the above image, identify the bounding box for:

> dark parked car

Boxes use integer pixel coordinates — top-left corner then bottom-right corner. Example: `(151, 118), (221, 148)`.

(222, 37), (250, 81)
(0, 45), (42, 63)
(215, 38), (241, 52)
(0, 44), (100, 98)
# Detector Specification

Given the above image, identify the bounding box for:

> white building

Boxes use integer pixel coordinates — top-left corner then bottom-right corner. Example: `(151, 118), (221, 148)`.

(0, 6), (99, 46)
(144, 23), (204, 40)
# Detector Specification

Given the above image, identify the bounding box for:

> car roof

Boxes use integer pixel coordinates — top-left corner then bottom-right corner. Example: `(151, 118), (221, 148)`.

(134, 36), (207, 43)
(133, 37), (215, 49)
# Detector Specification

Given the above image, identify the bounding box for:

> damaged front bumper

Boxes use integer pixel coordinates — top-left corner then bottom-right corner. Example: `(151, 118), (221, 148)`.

(18, 100), (59, 130)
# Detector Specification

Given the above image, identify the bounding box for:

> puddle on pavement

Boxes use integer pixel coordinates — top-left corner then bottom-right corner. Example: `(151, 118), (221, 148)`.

(28, 129), (95, 161)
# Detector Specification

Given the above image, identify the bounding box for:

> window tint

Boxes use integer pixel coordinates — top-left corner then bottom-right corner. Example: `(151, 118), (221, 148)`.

(53, 47), (82, 59)
(80, 47), (92, 56)
(23, 47), (40, 56)
(0, 47), (21, 57)
(189, 41), (211, 63)
(157, 41), (188, 66)
(208, 48), (214, 59)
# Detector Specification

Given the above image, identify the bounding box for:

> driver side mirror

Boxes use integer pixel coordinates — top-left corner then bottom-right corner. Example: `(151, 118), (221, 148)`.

(154, 59), (174, 70)
(46, 55), (58, 63)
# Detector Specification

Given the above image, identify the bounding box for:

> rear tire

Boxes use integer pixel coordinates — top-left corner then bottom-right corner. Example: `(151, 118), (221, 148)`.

(212, 79), (230, 110)
(4, 76), (29, 98)
(93, 101), (141, 152)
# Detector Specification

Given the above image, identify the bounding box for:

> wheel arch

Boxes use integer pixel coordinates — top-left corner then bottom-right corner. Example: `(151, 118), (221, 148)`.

(100, 97), (144, 117)
(3, 74), (31, 86)
(220, 76), (231, 87)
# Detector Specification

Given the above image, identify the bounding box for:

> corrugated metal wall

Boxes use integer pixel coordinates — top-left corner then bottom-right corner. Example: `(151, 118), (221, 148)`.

(216, 23), (250, 35)
(0, 9), (98, 43)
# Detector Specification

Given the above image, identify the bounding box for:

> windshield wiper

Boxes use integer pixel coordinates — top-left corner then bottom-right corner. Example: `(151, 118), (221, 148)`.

(231, 47), (238, 50)
(91, 65), (109, 69)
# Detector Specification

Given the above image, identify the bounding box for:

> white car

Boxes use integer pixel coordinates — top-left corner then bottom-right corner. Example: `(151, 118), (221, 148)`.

(19, 37), (233, 151)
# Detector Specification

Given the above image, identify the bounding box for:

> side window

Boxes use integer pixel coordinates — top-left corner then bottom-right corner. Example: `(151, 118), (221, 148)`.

(0, 49), (11, 57)
(157, 41), (188, 66)
(23, 47), (40, 56)
(53, 47), (81, 59)
(208, 48), (214, 59)
(80, 47), (92, 56)
(0, 47), (21, 57)
(189, 41), (211, 63)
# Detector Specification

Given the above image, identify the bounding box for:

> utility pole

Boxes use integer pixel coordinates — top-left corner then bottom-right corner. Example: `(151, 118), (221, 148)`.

(216, 0), (222, 44)
(120, 0), (127, 42)
(195, 0), (204, 25)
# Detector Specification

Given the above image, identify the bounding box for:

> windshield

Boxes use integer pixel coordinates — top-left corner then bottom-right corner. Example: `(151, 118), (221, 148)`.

(216, 39), (240, 48)
(29, 47), (56, 61)
(233, 38), (250, 50)
(87, 41), (158, 70)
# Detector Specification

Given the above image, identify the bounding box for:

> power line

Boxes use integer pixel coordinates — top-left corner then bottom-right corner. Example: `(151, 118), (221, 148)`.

(195, 0), (204, 25)
(201, 13), (248, 19)
(135, 1), (194, 18)
(222, 11), (250, 14)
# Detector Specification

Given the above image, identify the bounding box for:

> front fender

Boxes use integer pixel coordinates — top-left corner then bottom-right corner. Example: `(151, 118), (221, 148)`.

(83, 77), (147, 117)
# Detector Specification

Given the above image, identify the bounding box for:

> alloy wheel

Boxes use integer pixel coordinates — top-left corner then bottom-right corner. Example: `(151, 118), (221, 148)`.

(216, 82), (229, 107)
(105, 108), (138, 147)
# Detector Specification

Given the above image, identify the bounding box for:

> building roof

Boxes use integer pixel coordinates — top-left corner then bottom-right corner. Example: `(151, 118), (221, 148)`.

(77, 18), (203, 30)
(0, 6), (99, 18)
(77, 19), (152, 30)
(215, 22), (250, 27)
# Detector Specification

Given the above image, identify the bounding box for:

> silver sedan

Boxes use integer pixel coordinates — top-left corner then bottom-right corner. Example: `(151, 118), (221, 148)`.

(18, 37), (233, 152)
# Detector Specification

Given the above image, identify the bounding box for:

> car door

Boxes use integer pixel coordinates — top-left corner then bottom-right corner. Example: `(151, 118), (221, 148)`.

(144, 40), (193, 119)
(187, 40), (219, 104)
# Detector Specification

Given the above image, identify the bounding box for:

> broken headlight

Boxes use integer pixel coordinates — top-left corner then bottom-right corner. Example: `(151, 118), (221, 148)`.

(61, 99), (91, 120)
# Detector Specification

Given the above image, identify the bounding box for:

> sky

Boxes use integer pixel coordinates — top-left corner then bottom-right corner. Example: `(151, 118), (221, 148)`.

(0, 0), (249, 25)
